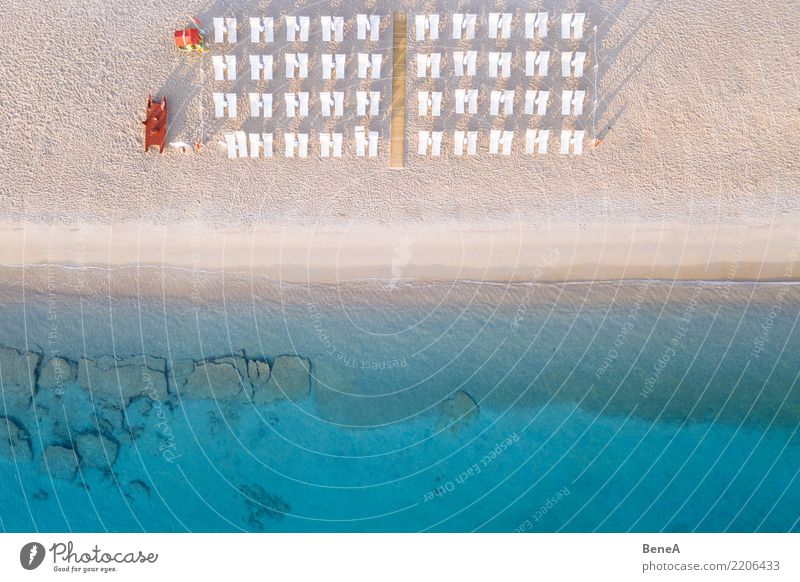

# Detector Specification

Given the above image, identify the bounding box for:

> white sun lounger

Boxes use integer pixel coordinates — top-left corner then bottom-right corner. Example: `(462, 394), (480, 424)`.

(212, 55), (237, 81)
(284, 92), (309, 117)
(320, 132), (343, 158)
(249, 55), (273, 80)
(358, 53), (382, 79)
(285, 53), (309, 79)
(248, 133), (273, 158)
(249, 17), (274, 43)
(415, 14), (440, 41)
(248, 93), (272, 117)
(356, 91), (381, 116)
(416, 53), (441, 78)
(525, 12), (548, 38)
(562, 51), (586, 77)
(213, 93), (237, 118)
(490, 90), (514, 116)
(223, 132), (248, 159)
(488, 13), (513, 39)
(488, 52), (512, 78)
(453, 51), (477, 77)
(321, 16), (344, 42)
(561, 90), (586, 115)
(526, 51), (550, 77)
(561, 13), (586, 39)
(213, 18), (237, 44)
(526, 129), (549, 154)
(525, 90), (550, 115)
(560, 129), (585, 154)
(489, 130), (514, 155)
(417, 91), (442, 116)
(454, 89), (478, 114)
(320, 91), (344, 117)
(452, 13), (477, 40)
(418, 131), (443, 156)
(285, 16), (310, 42)
(454, 131), (478, 156)
(321, 54), (345, 79)
(355, 126), (378, 157)
(357, 14), (381, 41)
(284, 133), (309, 157)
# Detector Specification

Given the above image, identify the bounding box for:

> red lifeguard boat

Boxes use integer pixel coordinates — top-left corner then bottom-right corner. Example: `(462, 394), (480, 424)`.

(142, 95), (167, 154)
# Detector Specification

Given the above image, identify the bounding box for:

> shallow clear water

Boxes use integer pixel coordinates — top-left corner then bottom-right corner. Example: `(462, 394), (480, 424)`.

(1, 280), (798, 532)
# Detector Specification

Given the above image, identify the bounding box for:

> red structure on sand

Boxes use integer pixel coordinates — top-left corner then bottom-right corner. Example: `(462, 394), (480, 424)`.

(142, 95), (167, 154)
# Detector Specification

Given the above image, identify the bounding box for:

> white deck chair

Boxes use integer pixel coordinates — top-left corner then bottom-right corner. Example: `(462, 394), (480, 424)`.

(321, 54), (345, 79)
(416, 53), (441, 78)
(415, 14), (440, 41)
(561, 90), (585, 115)
(320, 91), (344, 117)
(488, 52), (512, 78)
(561, 13), (586, 39)
(454, 131), (478, 156)
(212, 55), (236, 81)
(418, 131), (443, 156)
(249, 17), (274, 43)
(213, 18), (237, 43)
(490, 90), (514, 116)
(525, 90), (549, 115)
(355, 126), (378, 157)
(560, 130), (585, 154)
(562, 51), (586, 77)
(248, 133), (273, 158)
(284, 133), (309, 158)
(213, 93), (237, 118)
(321, 16), (344, 42)
(453, 51), (477, 77)
(526, 129), (549, 154)
(223, 132), (248, 159)
(526, 51), (550, 77)
(358, 53), (382, 79)
(454, 89), (478, 114)
(356, 91), (381, 116)
(417, 91), (442, 117)
(285, 53), (309, 79)
(452, 14), (476, 40)
(320, 133), (343, 158)
(525, 12), (548, 38)
(285, 16), (310, 42)
(284, 92), (309, 117)
(248, 93), (272, 117)
(249, 55), (273, 80)
(488, 13), (512, 39)
(357, 14), (381, 41)
(489, 130), (514, 155)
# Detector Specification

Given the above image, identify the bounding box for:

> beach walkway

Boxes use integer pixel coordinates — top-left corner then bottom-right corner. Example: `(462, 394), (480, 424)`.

(389, 12), (407, 169)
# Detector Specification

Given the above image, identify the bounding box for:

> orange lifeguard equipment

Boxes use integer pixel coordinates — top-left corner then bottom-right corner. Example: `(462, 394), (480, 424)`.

(174, 28), (204, 52)
(142, 95), (167, 154)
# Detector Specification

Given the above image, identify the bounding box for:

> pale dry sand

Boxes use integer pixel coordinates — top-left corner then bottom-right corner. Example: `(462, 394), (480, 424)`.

(0, 0), (798, 284)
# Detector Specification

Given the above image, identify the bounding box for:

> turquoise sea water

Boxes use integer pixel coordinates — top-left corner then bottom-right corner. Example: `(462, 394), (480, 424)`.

(0, 279), (798, 532)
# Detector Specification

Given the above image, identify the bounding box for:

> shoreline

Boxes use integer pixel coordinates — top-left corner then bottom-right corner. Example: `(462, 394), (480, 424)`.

(0, 221), (798, 287)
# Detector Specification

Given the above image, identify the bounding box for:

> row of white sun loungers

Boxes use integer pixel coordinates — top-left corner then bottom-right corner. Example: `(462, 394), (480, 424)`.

(214, 13), (585, 44)
(213, 51), (586, 81)
(222, 129), (584, 159)
(213, 89), (585, 119)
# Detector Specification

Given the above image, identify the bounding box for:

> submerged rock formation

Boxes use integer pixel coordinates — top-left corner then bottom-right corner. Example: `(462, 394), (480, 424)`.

(0, 416), (33, 463)
(252, 356), (310, 405)
(42, 445), (79, 480)
(437, 390), (479, 433)
(0, 347), (40, 406)
(78, 355), (167, 405)
(39, 357), (77, 390)
(75, 433), (119, 469)
(178, 357), (249, 400)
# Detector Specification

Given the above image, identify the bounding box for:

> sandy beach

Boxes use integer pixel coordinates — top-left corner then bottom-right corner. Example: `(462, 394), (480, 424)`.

(0, 0), (797, 284)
